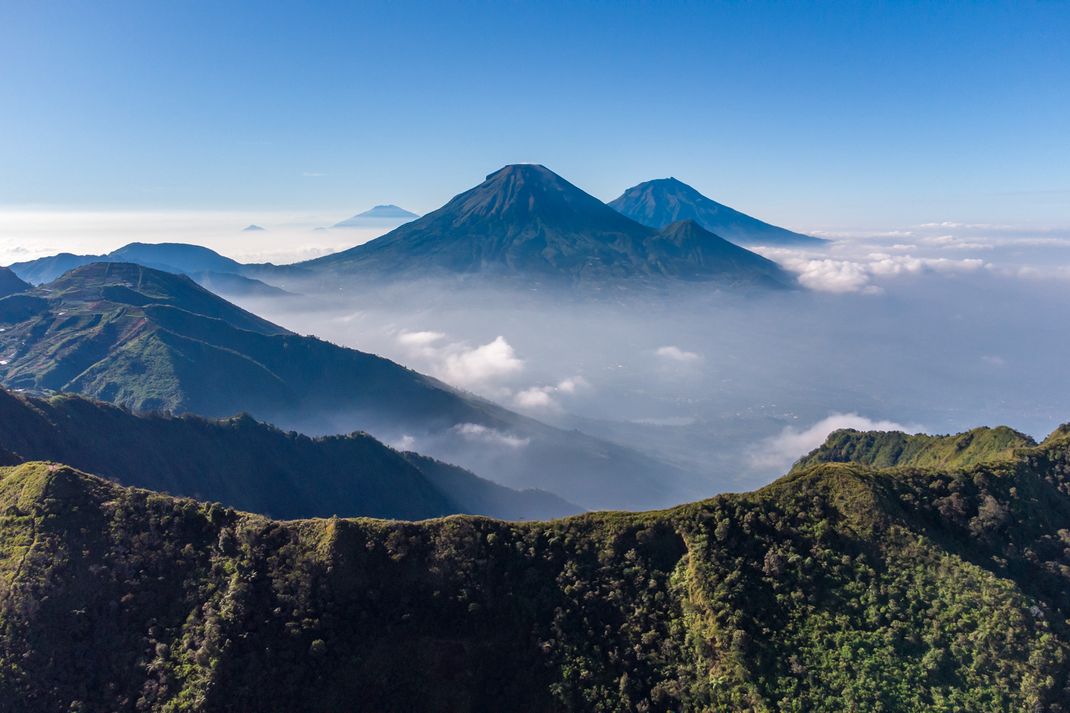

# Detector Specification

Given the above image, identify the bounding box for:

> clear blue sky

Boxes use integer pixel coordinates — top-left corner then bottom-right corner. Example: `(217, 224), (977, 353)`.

(1, 1), (1067, 228)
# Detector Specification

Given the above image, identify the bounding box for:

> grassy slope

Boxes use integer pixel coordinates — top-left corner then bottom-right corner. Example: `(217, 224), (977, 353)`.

(1, 427), (1069, 711)
(792, 426), (1036, 472)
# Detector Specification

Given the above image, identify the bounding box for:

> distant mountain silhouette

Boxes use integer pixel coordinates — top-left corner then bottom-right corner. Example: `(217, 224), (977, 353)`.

(242, 224), (266, 232)
(304, 164), (792, 287)
(6, 242), (289, 299)
(609, 177), (824, 247)
(333, 204), (419, 228)
(9, 242), (243, 284)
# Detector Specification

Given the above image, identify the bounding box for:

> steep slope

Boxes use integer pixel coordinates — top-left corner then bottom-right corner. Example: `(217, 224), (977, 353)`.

(0, 262), (693, 510)
(1, 424), (1068, 711)
(793, 425), (1036, 472)
(301, 165), (792, 287)
(609, 177), (825, 247)
(0, 266), (30, 298)
(0, 388), (578, 520)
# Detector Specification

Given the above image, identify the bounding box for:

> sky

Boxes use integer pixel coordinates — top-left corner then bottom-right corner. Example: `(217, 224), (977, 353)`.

(1, 0), (1068, 233)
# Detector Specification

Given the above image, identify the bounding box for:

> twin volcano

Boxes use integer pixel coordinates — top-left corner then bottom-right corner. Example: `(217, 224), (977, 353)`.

(609, 177), (824, 247)
(302, 164), (794, 287)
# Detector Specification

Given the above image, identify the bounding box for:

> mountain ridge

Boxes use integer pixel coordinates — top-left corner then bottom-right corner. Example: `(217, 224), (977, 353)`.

(0, 387), (578, 520)
(1, 421), (1067, 709)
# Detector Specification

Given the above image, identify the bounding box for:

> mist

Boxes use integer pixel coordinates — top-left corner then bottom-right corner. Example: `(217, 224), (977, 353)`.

(221, 224), (1070, 501)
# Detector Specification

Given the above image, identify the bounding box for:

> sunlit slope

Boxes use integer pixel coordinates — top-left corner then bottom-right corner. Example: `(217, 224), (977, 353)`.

(2, 426), (1068, 710)
(792, 425), (1036, 472)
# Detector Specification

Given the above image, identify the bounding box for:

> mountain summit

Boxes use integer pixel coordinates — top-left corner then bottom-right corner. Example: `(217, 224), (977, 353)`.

(303, 164), (792, 287)
(609, 177), (824, 247)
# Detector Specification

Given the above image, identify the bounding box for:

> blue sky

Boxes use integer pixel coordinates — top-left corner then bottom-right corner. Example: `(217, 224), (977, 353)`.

(1, 1), (1067, 229)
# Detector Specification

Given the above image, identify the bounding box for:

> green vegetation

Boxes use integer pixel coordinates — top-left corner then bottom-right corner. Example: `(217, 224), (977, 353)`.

(792, 425), (1035, 472)
(1, 426), (1069, 711)
(0, 388), (577, 521)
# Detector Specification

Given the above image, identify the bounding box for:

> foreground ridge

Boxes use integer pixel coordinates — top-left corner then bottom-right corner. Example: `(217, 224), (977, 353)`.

(1, 424), (1069, 711)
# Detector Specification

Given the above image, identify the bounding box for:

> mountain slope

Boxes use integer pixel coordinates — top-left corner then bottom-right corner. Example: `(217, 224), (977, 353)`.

(302, 165), (793, 287)
(0, 262), (694, 509)
(793, 425), (1036, 472)
(1, 424), (1068, 710)
(0, 266), (30, 298)
(609, 177), (825, 247)
(0, 388), (577, 520)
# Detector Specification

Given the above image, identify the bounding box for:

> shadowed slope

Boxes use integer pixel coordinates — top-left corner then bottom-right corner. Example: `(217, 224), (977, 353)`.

(0, 388), (579, 520)
(301, 165), (792, 287)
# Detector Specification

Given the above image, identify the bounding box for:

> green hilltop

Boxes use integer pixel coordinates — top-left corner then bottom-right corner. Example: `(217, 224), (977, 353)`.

(1, 425), (1069, 711)
(793, 425), (1036, 472)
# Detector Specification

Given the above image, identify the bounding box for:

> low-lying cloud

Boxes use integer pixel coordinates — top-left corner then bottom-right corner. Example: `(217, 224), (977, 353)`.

(656, 345), (703, 363)
(452, 423), (530, 448)
(514, 376), (590, 411)
(396, 331), (524, 393)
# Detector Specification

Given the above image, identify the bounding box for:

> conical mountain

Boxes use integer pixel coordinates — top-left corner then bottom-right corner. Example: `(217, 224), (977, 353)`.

(302, 164), (791, 286)
(308, 164), (650, 278)
(609, 177), (824, 247)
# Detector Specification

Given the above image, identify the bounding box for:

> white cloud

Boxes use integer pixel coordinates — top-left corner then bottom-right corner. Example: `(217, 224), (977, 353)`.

(391, 434), (417, 451)
(397, 330), (446, 347)
(513, 376), (590, 411)
(514, 387), (558, 409)
(786, 258), (875, 294)
(452, 423), (530, 448)
(395, 331), (524, 393)
(750, 412), (923, 473)
(441, 336), (524, 389)
(765, 248), (989, 294)
(656, 345), (702, 363)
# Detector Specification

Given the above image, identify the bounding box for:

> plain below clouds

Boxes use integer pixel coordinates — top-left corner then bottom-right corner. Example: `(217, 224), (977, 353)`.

(750, 412), (923, 474)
